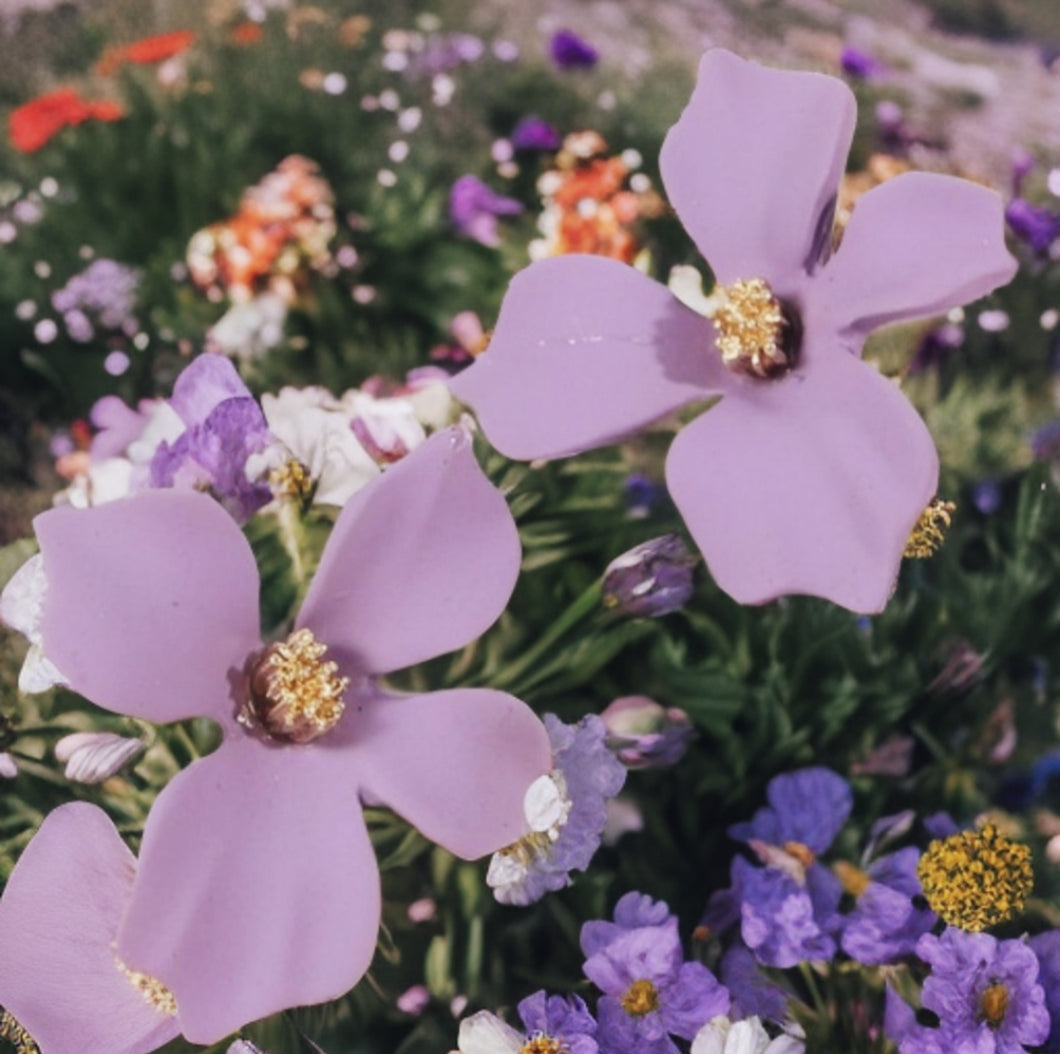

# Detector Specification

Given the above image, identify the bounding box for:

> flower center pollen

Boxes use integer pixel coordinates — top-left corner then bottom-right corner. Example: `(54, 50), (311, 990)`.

(114, 955), (178, 1017)
(979, 982), (1009, 1030)
(833, 860), (872, 899)
(0, 1008), (39, 1054)
(521, 1035), (566, 1054)
(243, 627), (349, 744)
(904, 498), (956, 559)
(621, 979), (660, 1017)
(916, 822), (1033, 931)
(711, 277), (794, 379)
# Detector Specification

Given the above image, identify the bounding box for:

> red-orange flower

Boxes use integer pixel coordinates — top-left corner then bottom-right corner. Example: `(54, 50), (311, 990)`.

(229, 21), (264, 46)
(9, 89), (125, 153)
(97, 30), (196, 75)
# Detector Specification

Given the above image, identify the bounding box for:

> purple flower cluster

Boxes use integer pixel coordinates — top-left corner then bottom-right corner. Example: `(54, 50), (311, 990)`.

(51, 258), (140, 340)
(449, 174), (523, 248)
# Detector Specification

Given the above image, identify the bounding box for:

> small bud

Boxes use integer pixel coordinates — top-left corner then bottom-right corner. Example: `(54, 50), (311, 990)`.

(602, 534), (696, 617)
(397, 984), (431, 1016)
(601, 696), (694, 769)
(0, 752), (17, 779)
(54, 732), (143, 784)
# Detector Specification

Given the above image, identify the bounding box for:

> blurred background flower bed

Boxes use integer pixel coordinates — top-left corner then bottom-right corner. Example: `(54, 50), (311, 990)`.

(4, 1), (1060, 1052)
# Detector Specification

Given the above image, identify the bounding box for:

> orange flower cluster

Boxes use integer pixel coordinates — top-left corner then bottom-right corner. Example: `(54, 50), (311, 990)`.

(530, 131), (662, 263)
(187, 155), (337, 304)
(97, 30), (197, 76)
(8, 89), (125, 153)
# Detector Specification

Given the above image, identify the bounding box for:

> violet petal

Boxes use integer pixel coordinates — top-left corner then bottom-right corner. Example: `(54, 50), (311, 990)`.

(664, 351), (937, 613)
(449, 256), (724, 460)
(297, 427), (520, 676)
(348, 687), (551, 859)
(36, 491), (261, 725)
(117, 735), (378, 1045)
(820, 172), (1017, 342)
(659, 49), (855, 290)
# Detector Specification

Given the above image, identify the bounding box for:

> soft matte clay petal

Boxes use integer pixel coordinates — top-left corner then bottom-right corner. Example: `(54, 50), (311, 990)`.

(297, 426), (520, 675)
(665, 352), (938, 613)
(660, 49), (856, 291)
(35, 490), (261, 724)
(448, 255), (723, 461)
(348, 687), (552, 859)
(820, 171), (1018, 342)
(118, 736), (379, 1044)
(0, 803), (181, 1054)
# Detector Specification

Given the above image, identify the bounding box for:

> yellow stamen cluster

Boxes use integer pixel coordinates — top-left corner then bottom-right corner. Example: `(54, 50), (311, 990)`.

(903, 498), (956, 559)
(621, 979), (660, 1017)
(0, 1008), (39, 1054)
(980, 982), (1010, 1029)
(245, 628), (348, 744)
(782, 841), (816, 869)
(916, 823), (1033, 931)
(712, 278), (790, 379)
(269, 459), (312, 502)
(833, 860), (872, 899)
(520, 1035), (566, 1054)
(114, 957), (178, 1017)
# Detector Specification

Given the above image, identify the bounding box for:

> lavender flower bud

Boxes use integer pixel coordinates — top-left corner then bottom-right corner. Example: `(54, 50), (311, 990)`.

(601, 695), (694, 769)
(602, 534), (696, 616)
(54, 732), (144, 784)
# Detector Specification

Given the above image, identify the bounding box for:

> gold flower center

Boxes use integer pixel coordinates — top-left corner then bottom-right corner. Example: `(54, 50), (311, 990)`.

(621, 979), (660, 1017)
(114, 956), (178, 1017)
(904, 498), (956, 559)
(833, 860), (872, 899)
(980, 982), (1009, 1029)
(711, 278), (793, 379)
(242, 627), (348, 744)
(0, 1008), (39, 1054)
(916, 822), (1033, 931)
(268, 458), (312, 501)
(520, 1036), (566, 1054)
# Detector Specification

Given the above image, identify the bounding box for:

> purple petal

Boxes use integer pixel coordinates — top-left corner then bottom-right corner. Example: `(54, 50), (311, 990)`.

(448, 256), (723, 460)
(118, 736), (379, 1044)
(665, 351), (938, 613)
(0, 803), (181, 1054)
(297, 427), (520, 676)
(36, 491), (261, 724)
(348, 687), (551, 859)
(820, 172), (1017, 341)
(659, 49), (855, 290)
(169, 354), (252, 429)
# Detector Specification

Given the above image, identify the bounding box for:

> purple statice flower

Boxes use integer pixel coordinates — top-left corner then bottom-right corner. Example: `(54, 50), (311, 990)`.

(512, 116), (562, 152)
(8, 426), (551, 1044)
(602, 534), (697, 617)
(840, 46), (885, 80)
(458, 992), (598, 1054)
(449, 49), (1015, 614)
(907, 320), (964, 374)
(409, 32), (484, 76)
(449, 175), (523, 248)
(582, 896), (729, 1054)
(487, 714), (626, 905)
(974, 478), (1002, 515)
(550, 29), (599, 70)
(0, 802), (183, 1054)
(907, 929), (1049, 1053)
(836, 846), (936, 965)
(601, 696), (694, 769)
(718, 943), (791, 1023)
(1007, 198), (1060, 254)
(624, 473), (665, 518)
(1029, 931), (1060, 1053)
(51, 258), (140, 332)
(148, 354), (273, 524)
(582, 892), (676, 956)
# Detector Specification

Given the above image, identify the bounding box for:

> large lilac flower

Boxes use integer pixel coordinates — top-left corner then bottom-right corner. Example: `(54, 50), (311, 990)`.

(14, 426), (550, 1044)
(0, 803), (181, 1054)
(910, 929), (1049, 1053)
(449, 49), (1016, 613)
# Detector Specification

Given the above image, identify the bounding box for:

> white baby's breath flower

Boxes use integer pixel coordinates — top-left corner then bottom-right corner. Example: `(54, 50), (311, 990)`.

(692, 1016), (805, 1054)
(457, 1010), (524, 1054)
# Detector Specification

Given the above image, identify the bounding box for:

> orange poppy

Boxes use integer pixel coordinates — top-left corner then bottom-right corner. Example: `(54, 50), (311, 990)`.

(229, 22), (264, 46)
(9, 89), (125, 153)
(97, 30), (196, 75)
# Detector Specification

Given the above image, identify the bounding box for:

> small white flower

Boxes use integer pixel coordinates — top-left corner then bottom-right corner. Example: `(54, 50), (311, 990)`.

(691, 1016), (805, 1054)
(227, 1041), (266, 1054)
(55, 732), (144, 784)
(457, 1010), (524, 1054)
(0, 554), (67, 693)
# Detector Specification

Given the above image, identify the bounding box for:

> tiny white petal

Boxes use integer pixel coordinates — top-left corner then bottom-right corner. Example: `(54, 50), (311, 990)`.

(19, 643), (67, 694)
(457, 1010), (524, 1054)
(0, 554), (46, 640)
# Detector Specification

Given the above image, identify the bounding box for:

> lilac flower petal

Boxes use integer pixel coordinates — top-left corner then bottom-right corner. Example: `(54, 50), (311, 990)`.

(297, 427), (520, 675)
(118, 736), (378, 1044)
(660, 50), (855, 290)
(0, 803), (181, 1054)
(449, 256), (724, 460)
(36, 491), (261, 725)
(349, 687), (551, 859)
(169, 354), (252, 429)
(821, 172), (1017, 341)
(665, 350), (937, 612)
